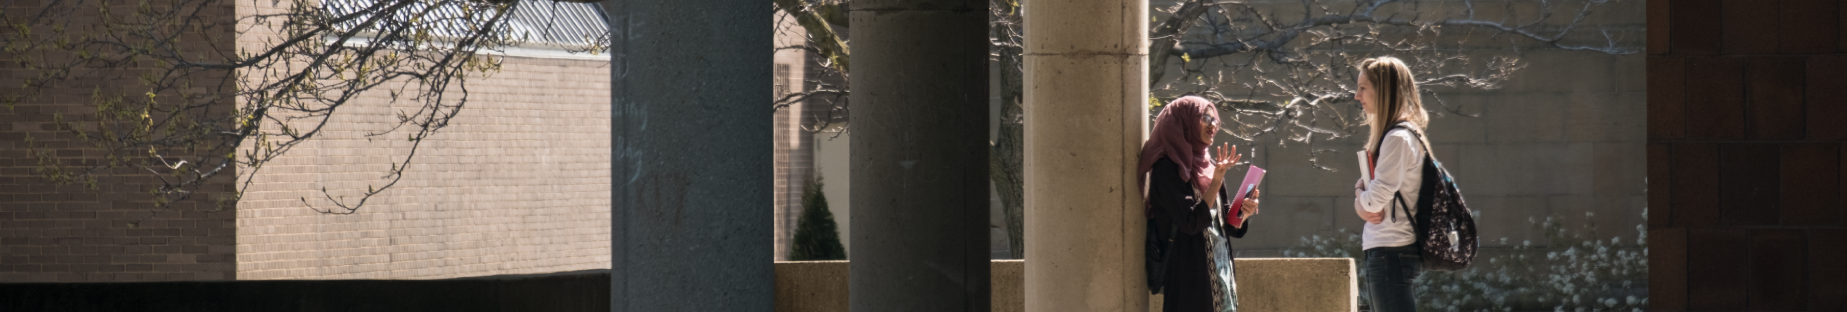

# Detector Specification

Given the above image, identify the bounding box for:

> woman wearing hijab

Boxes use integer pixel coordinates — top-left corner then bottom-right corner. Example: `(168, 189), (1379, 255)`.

(1140, 95), (1261, 311)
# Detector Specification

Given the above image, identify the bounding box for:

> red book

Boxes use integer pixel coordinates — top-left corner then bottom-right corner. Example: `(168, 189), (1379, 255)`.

(1357, 150), (1375, 182)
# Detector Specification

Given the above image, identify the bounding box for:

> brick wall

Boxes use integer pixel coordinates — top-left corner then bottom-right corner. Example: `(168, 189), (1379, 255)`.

(773, 14), (844, 261)
(773, 14), (808, 261)
(230, 0), (609, 279)
(230, 52), (611, 279)
(1647, 0), (1847, 311)
(0, 1), (240, 282)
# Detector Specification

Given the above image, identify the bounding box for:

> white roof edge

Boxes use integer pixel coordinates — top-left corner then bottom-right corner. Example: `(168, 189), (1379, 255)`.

(326, 36), (607, 61)
(487, 45), (609, 61)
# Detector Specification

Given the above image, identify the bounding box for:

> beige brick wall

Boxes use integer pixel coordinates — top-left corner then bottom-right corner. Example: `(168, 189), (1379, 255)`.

(0, 0), (240, 282)
(233, 54), (611, 280)
(232, 0), (610, 280)
(772, 13), (810, 261)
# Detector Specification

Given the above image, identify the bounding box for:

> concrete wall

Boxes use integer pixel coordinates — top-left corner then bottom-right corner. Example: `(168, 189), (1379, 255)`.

(773, 259), (1355, 312)
(233, 0), (611, 280)
(1216, 258), (1359, 312)
(812, 130), (852, 253)
(0, 0), (240, 282)
(1647, 0), (1847, 311)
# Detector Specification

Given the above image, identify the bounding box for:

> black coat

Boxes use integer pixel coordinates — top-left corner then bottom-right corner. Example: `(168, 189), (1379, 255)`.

(1149, 157), (1250, 312)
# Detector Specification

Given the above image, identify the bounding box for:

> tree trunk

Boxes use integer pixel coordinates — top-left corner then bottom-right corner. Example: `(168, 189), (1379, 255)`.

(991, 1), (1026, 260)
(993, 47), (1026, 260)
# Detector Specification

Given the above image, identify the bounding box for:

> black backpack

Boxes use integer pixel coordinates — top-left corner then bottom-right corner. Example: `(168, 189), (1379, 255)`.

(1381, 126), (1479, 271)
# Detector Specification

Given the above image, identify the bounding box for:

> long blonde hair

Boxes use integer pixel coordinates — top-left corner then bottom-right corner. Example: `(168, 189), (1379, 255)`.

(1360, 56), (1429, 157)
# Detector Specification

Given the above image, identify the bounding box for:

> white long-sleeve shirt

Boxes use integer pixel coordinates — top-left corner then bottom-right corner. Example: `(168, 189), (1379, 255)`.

(1358, 125), (1424, 250)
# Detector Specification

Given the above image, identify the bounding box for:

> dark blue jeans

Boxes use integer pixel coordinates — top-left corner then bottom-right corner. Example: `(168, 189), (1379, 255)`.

(1365, 246), (1421, 312)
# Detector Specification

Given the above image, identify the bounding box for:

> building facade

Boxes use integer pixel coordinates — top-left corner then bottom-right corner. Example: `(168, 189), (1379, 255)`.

(0, 0), (612, 281)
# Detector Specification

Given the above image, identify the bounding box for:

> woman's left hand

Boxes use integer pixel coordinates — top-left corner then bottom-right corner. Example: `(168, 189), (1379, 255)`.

(1238, 189), (1260, 220)
(1229, 189), (1259, 229)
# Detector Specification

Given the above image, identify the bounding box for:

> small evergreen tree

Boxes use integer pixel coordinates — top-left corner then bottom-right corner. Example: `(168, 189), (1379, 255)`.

(791, 177), (847, 260)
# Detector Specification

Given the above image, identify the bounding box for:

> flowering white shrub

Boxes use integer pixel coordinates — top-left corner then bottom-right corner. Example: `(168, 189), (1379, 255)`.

(1285, 209), (1649, 312)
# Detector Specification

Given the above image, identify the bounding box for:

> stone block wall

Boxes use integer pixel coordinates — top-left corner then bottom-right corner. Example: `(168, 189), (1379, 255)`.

(1140, 0), (1647, 255)
(0, 0), (240, 282)
(1647, 0), (1847, 311)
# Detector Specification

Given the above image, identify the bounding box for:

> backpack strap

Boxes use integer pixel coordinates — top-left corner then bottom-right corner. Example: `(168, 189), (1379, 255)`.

(1388, 125), (1440, 173)
(1380, 125), (1440, 236)
(1389, 190), (1413, 222)
(1377, 124), (1429, 223)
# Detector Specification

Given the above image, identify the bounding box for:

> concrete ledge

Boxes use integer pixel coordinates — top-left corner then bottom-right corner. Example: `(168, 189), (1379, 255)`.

(775, 258), (1355, 312)
(773, 260), (1025, 312)
(992, 260), (1024, 312)
(1, 258), (1353, 311)
(1229, 258), (1358, 312)
(774, 261), (850, 312)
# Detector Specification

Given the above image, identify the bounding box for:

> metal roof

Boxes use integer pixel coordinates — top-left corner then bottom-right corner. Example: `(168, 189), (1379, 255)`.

(321, 0), (610, 52)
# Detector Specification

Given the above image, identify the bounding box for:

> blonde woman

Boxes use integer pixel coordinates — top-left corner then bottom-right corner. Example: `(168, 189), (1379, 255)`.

(1350, 56), (1431, 312)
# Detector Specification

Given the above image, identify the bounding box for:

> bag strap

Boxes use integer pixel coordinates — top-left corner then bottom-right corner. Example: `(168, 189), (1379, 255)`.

(1389, 125), (1442, 175)
(1389, 191), (1412, 222)
(1164, 223), (1179, 259)
(1377, 124), (1447, 195)
(1378, 124), (1432, 223)
(1381, 125), (1440, 238)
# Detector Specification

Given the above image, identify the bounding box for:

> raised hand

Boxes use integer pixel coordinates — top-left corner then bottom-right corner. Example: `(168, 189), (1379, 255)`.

(1198, 144), (1242, 208)
(1211, 143), (1240, 178)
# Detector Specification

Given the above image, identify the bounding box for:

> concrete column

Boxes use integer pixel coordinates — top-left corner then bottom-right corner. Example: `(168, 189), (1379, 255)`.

(847, 0), (991, 311)
(604, 0), (772, 311)
(1021, 0), (1149, 311)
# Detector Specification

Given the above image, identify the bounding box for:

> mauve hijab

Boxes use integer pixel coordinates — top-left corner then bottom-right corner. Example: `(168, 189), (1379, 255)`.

(1139, 95), (1220, 217)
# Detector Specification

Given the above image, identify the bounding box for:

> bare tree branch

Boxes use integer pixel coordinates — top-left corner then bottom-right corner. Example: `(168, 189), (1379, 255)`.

(3, 0), (605, 215)
(775, 0), (851, 73)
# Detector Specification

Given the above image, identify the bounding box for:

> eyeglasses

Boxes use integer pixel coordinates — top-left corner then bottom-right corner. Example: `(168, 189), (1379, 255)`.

(1201, 114), (1219, 128)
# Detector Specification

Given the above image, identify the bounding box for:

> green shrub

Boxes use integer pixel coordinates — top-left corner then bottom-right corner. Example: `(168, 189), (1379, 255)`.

(790, 177), (847, 261)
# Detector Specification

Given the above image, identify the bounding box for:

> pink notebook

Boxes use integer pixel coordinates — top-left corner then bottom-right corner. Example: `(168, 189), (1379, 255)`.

(1233, 164), (1263, 213)
(1233, 165), (1265, 205)
(1225, 165), (1265, 226)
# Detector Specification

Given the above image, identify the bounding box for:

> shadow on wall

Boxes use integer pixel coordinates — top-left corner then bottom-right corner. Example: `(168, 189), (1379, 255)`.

(0, 270), (610, 312)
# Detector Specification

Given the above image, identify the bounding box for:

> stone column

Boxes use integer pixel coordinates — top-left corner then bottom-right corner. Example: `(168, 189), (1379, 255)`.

(847, 0), (991, 311)
(1022, 0), (1149, 311)
(604, 0), (773, 311)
